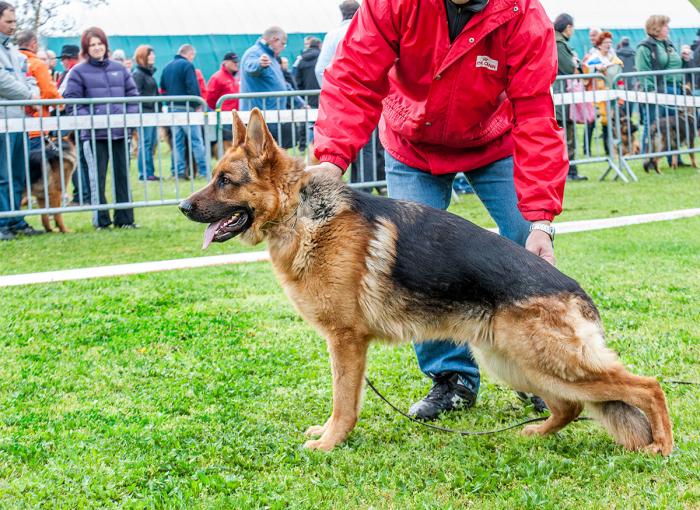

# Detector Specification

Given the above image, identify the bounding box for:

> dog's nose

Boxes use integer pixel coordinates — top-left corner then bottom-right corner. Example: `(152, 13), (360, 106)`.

(179, 199), (194, 215)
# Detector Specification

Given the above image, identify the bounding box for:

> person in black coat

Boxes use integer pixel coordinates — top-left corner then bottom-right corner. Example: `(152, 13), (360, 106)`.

(293, 36), (322, 107)
(132, 45), (159, 180)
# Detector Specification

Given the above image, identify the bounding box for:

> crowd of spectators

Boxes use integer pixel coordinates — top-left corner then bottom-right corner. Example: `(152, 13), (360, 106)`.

(2, 0), (699, 240)
(552, 12), (699, 180)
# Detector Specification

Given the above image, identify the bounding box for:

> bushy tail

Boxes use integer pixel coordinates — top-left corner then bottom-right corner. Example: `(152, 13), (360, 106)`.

(586, 401), (653, 451)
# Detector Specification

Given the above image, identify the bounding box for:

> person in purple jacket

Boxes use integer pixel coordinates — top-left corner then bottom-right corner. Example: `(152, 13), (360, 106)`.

(63, 27), (139, 229)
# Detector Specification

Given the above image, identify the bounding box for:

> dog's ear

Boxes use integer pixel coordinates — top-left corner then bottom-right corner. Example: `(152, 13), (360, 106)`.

(244, 108), (276, 160)
(231, 110), (246, 147)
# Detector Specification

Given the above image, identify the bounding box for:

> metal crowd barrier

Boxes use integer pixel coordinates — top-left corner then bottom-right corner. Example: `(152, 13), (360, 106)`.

(2, 69), (699, 223)
(614, 68), (700, 176)
(553, 72), (632, 182)
(215, 90), (386, 191)
(0, 95), (212, 223)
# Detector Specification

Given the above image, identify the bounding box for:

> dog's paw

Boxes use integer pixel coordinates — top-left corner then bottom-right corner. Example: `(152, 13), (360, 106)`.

(521, 424), (544, 437)
(303, 439), (336, 452)
(642, 441), (673, 457)
(304, 425), (326, 438)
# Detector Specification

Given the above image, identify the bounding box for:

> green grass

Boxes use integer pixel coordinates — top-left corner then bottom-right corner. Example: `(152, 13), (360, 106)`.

(1, 216), (699, 507)
(1, 158), (699, 276)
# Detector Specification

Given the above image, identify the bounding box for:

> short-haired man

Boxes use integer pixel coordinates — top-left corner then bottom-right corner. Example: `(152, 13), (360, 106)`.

(0, 2), (42, 240)
(17, 30), (62, 150)
(553, 14), (586, 182)
(239, 26), (305, 147)
(160, 44), (209, 179)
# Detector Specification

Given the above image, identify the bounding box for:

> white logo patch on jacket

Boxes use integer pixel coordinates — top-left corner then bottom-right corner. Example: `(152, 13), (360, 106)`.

(475, 55), (498, 71)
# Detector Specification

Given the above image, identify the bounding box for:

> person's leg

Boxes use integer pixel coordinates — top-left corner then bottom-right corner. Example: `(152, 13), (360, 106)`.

(173, 126), (187, 178)
(465, 156), (547, 412)
(0, 134), (27, 233)
(465, 156), (529, 246)
(385, 151), (481, 400)
(111, 139), (134, 226)
(144, 126), (157, 179)
(189, 125), (209, 178)
(7, 134), (30, 231)
(94, 140), (112, 228)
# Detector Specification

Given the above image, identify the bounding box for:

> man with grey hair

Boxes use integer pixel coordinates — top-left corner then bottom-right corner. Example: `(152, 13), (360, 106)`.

(239, 26), (305, 147)
(0, 2), (41, 240)
(160, 43), (209, 179)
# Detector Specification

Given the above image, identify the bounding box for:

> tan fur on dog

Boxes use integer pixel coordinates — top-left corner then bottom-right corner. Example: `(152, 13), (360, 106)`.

(182, 110), (673, 455)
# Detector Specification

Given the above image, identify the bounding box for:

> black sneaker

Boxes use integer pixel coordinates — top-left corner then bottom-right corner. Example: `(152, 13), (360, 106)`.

(566, 174), (588, 181)
(515, 392), (548, 413)
(408, 373), (476, 421)
(0, 228), (16, 241)
(115, 223), (140, 230)
(11, 225), (44, 236)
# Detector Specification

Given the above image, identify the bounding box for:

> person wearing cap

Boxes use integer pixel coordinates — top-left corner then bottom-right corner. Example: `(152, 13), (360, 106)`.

(57, 44), (79, 87)
(206, 52), (240, 112)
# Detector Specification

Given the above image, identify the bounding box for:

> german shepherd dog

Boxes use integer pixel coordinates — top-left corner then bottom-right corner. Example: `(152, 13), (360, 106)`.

(643, 108), (698, 173)
(180, 110), (673, 455)
(23, 135), (77, 233)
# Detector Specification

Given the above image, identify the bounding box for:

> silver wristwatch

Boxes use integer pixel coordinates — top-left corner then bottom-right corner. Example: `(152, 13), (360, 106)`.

(529, 222), (555, 242)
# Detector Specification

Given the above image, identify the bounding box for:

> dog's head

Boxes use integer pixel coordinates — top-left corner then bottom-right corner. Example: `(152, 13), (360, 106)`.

(179, 108), (299, 248)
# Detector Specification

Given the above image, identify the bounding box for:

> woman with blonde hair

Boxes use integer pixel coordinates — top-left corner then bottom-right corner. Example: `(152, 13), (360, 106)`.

(132, 45), (159, 181)
(635, 15), (684, 157)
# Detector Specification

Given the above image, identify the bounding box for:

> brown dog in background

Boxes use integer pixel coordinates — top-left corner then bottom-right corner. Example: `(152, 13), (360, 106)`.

(180, 109), (673, 455)
(24, 135), (77, 233)
(644, 109), (698, 173)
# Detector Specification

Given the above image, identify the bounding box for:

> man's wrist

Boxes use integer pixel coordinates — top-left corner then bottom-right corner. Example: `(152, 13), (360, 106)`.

(529, 222), (555, 241)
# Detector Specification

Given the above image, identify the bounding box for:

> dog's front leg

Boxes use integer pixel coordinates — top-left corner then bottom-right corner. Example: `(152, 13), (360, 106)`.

(304, 332), (369, 451)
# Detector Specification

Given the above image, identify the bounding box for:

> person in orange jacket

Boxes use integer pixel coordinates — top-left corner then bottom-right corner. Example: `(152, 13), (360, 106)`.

(17, 30), (61, 150)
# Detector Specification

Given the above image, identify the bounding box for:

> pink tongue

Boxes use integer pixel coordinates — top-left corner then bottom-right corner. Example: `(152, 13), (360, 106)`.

(202, 219), (226, 250)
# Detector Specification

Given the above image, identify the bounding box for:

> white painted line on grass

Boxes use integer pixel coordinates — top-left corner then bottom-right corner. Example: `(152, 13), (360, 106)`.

(2, 208), (699, 288)
(0, 252), (270, 287)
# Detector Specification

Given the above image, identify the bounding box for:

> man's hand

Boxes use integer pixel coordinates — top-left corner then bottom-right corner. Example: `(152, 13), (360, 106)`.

(305, 161), (343, 180)
(525, 225), (556, 266)
(259, 54), (271, 68)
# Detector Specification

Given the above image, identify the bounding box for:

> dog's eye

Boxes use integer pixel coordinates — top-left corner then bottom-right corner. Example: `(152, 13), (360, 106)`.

(218, 175), (233, 187)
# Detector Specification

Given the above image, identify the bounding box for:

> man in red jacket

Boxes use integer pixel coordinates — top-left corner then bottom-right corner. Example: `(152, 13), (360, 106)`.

(308, 0), (567, 420)
(206, 52), (240, 111)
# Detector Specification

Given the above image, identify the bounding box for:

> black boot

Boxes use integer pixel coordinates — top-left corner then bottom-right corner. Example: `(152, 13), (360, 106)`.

(408, 373), (477, 421)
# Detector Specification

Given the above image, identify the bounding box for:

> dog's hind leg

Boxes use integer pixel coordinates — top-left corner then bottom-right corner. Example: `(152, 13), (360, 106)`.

(521, 399), (583, 437)
(303, 331), (370, 451)
(577, 371), (673, 455)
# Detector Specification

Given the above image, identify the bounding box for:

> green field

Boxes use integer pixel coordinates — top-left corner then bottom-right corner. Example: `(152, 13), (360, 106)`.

(0, 157), (699, 508)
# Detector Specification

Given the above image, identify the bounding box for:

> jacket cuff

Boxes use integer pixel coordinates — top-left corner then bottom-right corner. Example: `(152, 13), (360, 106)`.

(318, 154), (350, 172)
(522, 210), (555, 222)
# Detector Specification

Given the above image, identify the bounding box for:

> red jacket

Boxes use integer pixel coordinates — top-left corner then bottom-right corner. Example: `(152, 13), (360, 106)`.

(206, 65), (240, 111)
(314, 0), (568, 222)
(195, 68), (207, 99)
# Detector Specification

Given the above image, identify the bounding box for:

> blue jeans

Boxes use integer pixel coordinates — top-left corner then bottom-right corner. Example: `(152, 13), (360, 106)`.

(385, 152), (531, 394)
(0, 133), (29, 230)
(137, 126), (157, 179)
(171, 109), (208, 178)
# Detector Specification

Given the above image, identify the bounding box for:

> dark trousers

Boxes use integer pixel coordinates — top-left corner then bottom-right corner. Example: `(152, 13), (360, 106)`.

(91, 139), (134, 227)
